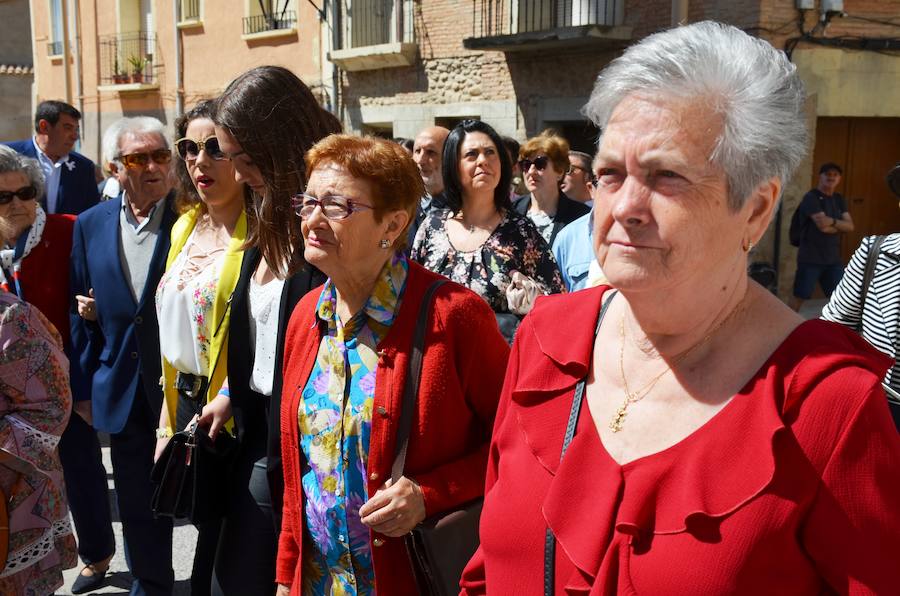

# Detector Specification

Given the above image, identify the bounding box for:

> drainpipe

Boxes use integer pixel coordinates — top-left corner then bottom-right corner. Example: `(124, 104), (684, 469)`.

(72, 0), (84, 119)
(330, 0), (341, 120)
(61, 0), (72, 103)
(671, 0), (688, 26)
(174, 0), (184, 117)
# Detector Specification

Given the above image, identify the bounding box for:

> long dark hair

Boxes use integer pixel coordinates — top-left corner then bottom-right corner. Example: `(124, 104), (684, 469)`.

(442, 119), (512, 214)
(213, 66), (342, 276)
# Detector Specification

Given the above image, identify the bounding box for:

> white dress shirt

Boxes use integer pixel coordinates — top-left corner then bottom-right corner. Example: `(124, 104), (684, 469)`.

(32, 138), (69, 214)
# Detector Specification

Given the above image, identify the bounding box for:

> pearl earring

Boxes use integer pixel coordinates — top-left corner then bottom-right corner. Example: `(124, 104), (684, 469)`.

(379, 239), (391, 249)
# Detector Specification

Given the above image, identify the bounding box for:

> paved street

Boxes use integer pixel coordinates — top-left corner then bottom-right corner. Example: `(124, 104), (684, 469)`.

(58, 437), (196, 595)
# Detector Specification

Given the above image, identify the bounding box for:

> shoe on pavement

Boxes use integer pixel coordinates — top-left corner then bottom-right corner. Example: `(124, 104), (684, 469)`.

(71, 566), (108, 594)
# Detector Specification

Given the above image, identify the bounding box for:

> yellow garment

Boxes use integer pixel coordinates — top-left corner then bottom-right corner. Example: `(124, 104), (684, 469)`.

(160, 206), (246, 432)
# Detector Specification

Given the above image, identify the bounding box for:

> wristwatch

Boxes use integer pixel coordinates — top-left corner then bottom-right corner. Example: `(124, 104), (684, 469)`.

(156, 427), (174, 439)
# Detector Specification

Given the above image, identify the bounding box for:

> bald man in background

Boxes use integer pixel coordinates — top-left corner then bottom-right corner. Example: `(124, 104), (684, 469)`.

(407, 126), (450, 247)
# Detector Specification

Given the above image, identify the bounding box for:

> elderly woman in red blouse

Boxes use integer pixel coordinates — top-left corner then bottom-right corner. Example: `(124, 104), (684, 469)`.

(461, 22), (900, 595)
(276, 134), (509, 595)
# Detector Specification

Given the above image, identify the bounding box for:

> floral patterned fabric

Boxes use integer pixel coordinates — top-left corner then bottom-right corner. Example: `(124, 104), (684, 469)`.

(297, 253), (408, 595)
(410, 207), (565, 313)
(155, 228), (225, 377)
(0, 291), (76, 595)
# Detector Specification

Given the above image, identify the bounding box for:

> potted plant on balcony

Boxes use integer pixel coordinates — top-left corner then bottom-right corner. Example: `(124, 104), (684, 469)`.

(128, 55), (148, 84)
(111, 56), (129, 84)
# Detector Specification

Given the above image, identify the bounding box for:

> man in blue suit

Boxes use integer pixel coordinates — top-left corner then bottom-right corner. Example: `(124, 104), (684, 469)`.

(4, 100), (100, 215)
(70, 116), (176, 595)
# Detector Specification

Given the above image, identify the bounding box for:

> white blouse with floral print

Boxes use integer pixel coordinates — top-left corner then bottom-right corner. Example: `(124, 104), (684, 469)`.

(156, 228), (226, 376)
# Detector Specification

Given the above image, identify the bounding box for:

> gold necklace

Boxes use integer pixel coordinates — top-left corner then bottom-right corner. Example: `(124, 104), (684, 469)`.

(610, 295), (747, 432)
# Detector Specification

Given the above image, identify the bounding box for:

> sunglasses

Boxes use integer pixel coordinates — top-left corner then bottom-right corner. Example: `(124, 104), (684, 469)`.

(519, 156), (550, 172)
(175, 136), (228, 161)
(0, 185), (38, 205)
(119, 149), (173, 170)
(291, 193), (374, 220)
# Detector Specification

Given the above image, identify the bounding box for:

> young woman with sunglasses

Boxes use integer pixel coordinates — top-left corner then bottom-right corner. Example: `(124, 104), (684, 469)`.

(207, 66), (342, 595)
(153, 99), (252, 596)
(410, 120), (564, 342)
(513, 130), (590, 246)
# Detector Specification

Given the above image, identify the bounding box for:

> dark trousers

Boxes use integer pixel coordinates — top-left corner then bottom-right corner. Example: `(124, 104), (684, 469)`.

(188, 436), (277, 596)
(109, 386), (174, 596)
(58, 408), (116, 565)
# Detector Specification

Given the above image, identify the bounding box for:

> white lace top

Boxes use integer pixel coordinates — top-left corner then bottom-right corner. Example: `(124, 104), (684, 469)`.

(156, 228), (226, 376)
(248, 275), (286, 396)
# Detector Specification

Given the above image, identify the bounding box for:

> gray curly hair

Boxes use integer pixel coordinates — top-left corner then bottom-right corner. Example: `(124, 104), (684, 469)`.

(583, 21), (808, 210)
(0, 145), (45, 199)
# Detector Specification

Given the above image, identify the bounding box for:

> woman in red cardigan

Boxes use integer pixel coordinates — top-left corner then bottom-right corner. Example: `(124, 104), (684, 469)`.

(276, 134), (509, 595)
(0, 145), (74, 348)
(461, 22), (900, 595)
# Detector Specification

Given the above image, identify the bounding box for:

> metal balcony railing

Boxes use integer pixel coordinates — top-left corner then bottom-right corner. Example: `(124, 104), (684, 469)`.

(181, 0), (201, 21)
(243, 10), (297, 35)
(99, 32), (156, 85)
(345, 0), (414, 48)
(48, 41), (63, 56)
(470, 0), (623, 38)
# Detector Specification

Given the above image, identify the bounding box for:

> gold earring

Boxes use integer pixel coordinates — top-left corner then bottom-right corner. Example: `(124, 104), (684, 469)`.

(741, 238), (753, 252)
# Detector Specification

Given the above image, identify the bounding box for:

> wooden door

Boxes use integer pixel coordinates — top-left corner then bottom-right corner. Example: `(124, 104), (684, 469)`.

(812, 117), (900, 263)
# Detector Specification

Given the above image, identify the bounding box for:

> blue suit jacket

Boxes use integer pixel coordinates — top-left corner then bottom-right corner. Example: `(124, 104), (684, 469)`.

(4, 139), (100, 215)
(69, 194), (177, 434)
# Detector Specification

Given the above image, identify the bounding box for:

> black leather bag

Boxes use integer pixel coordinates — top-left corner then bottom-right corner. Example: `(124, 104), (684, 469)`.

(150, 422), (237, 525)
(391, 279), (484, 596)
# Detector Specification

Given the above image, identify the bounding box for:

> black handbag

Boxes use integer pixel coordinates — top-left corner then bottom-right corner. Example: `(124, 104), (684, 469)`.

(150, 421), (237, 525)
(390, 279), (484, 596)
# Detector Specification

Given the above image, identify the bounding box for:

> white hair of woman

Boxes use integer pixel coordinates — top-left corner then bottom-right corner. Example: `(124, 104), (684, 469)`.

(0, 145), (45, 198)
(583, 20), (808, 209)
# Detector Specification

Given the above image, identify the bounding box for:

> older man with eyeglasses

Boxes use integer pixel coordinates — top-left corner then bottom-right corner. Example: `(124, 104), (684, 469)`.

(67, 116), (177, 595)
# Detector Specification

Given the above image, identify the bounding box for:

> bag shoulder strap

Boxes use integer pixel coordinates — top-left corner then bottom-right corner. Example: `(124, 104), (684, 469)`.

(391, 279), (448, 483)
(857, 235), (886, 332)
(544, 290), (617, 596)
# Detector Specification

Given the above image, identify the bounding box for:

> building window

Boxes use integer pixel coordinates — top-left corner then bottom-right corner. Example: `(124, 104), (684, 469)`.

(243, 0), (296, 35)
(100, 32), (156, 85)
(180, 0), (201, 22)
(48, 0), (63, 56)
(471, 0), (624, 38)
(342, 0), (414, 48)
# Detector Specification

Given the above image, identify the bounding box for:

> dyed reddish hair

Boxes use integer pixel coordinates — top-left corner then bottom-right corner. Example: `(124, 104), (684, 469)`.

(305, 134), (422, 249)
(520, 129), (570, 176)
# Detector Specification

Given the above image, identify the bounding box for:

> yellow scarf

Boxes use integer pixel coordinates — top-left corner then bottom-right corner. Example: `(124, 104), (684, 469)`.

(161, 205), (246, 433)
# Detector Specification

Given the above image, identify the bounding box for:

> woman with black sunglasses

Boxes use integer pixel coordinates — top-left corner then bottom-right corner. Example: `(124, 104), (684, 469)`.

(152, 99), (252, 595)
(410, 120), (564, 342)
(513, 130), (590, 247)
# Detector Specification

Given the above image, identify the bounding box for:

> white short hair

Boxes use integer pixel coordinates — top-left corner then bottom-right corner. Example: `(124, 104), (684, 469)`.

(583, 21), (808, 209)
(101, 116), (168, 168)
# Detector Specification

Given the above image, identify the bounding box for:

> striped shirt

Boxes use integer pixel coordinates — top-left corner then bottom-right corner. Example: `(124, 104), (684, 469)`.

(821, 234), (900, 392)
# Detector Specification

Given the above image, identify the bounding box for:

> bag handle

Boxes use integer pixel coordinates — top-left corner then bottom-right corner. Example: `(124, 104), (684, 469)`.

(391, 279), (448, 483)
(544, 290), (617, 596)
(856, 235), (886, 333)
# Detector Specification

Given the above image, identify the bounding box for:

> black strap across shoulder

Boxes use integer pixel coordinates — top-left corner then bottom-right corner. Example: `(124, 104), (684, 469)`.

(544, 290), (617, 596)
(857, 235), (886, 333)
(391, 279), (448, 483)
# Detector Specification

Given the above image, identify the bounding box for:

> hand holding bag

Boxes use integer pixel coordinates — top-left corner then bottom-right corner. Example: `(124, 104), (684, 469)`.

(150, 421), (238, 525)
(389, 279), (484, 596)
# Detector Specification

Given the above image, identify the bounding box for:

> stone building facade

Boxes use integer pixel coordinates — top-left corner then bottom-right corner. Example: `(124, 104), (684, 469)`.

(0, 0), (34, 141)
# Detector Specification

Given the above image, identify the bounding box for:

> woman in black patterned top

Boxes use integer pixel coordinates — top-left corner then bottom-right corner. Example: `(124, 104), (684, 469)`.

(410, 120), (563, 338)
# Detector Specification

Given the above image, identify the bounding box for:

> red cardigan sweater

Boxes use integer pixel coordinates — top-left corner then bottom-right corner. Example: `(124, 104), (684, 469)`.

(461, 286), (900, 595)
(17, 214), (75, 347)
(277, 261), (510, 594)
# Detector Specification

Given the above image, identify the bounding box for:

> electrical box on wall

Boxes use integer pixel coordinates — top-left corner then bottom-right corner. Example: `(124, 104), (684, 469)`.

(821, 0), (844, 12)
(796, 0), (815, 9)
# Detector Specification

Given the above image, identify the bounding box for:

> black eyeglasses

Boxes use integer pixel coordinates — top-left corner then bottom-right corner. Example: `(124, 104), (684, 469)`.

(175, 136), (228, 161)
(119, 149), (172, 170)
(0, 185), (38, 205)
(519, 156), (550, 172)
(291, 193), (374, 220)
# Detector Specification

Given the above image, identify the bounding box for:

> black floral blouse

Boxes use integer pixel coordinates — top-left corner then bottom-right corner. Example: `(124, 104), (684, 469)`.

(410, 207), (565, 314)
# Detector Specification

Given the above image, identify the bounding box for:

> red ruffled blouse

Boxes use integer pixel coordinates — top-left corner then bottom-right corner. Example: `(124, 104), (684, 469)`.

(461, 286), (900, 595)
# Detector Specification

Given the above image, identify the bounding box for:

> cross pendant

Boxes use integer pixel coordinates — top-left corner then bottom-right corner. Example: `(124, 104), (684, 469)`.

(609, 406), (628, 433)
